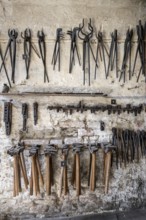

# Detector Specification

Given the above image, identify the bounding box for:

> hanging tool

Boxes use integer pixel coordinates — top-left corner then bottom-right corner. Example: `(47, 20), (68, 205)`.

(67, 27), (81, 73)
(2, 83), (9, 93)
(33, 102), (38, 125)
(29, 145), (44, 196)
(0, 46), (11, 87)
(119, 28), (133, 83)
(0, 29), (18, 83)
(78, 19), (98, 86)
(102, 143), (113, 194)
(106, 29), (118, 79)
(21, 28), (40, 80)
(37, 30), (49, 83)
(94, 30), (109, 79)
(22, 103), (28, 131)
(7, 142), (29, 197)
(3, 101), (12, 135)
(71, 143), (83, 196)
(59, 144), (69, 197)
(132, 20), (146, 82)
(44, 144), (57, 195)
(47, 101), (143, 116)
(21, 28), (32, 79)
(88, 142), (99, 191)
(52, 28), (64, 71)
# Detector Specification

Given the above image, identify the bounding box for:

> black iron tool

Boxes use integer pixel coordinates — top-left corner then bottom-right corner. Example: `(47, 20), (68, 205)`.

(37, 30), (49, 83)
(132, 20), (146, 82)
(119, 28), (133, 83)
(52, 28), (64, 71)
(0, 29), (18, 83)
(3, 101), (12, 135)
(106, 29), (118, 79)
(78, 19), (98, 86)
(67, 27), (81, 73)
(94, 30), (109, 79)
(0, 46), (11, 87)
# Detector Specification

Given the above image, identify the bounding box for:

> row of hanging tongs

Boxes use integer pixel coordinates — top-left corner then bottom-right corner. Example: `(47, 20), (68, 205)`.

(0, 29), (50, 87)
(77, 19), (146, 85)
(0, 19), (145, 87)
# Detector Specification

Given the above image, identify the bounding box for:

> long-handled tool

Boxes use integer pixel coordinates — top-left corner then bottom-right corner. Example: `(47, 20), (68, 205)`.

(52, 28), (64, 71)
(44, 144), (57, 195)
(78, 19), (98, 86)
(119, 28), (133, 83)
(106, 29), (118, 79)
(0, 29), (18, 83)
(37, 30), (49, 82)
(132, 20), (146, 82)
(88, 142), (99, 191)
(7, 142), (29, 197)
(67, 27), (81, 73)
(94, 30), (109, 79)
(72, 143), (83, 196)
(21, 28), (41, 80)
(102, 143), (114, 194)
(0, 46), (11, 87)
(59, 144), (69, 197)
(29, 145), (44, 196)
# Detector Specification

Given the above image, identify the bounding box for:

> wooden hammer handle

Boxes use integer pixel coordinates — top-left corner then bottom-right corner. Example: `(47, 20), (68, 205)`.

(14, 155), (20, 196)
(76, 153), (81, 196)
(63, 154), (68, 195)
(46, 155), (51, 195)
(104, 151), (112, 194)
(71, 154), (76, 186)
(19, 156), (28, 189)
(29, 166), (33, 195)
(32, 155), (37, 196)
(59, 165), (64, 197)
(90, 152), (96, 191)
(20, 152), (29, 185)
(36, 156), (44, 187)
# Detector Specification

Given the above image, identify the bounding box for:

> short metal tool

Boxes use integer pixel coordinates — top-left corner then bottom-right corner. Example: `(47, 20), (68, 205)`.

(4, 101), (12, 135)
(33, 102), (38, 125)
(22, 103), (28, 131)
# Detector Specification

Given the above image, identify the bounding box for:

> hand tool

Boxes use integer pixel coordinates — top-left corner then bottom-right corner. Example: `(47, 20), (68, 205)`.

(37, 30), (49, 82)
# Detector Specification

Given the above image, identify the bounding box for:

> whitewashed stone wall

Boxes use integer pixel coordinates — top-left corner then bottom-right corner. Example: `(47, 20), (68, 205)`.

(0, 0), (146, 218)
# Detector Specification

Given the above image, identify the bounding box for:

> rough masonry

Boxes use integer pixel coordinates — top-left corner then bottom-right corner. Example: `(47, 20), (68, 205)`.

(0, 0), (146, 219)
